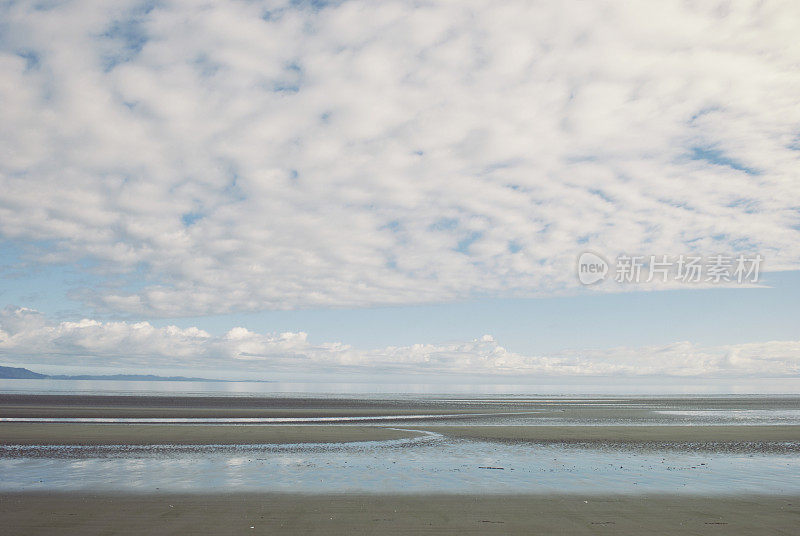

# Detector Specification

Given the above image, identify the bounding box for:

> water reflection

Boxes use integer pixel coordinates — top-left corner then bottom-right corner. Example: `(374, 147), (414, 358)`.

(1, 435), (798, 495)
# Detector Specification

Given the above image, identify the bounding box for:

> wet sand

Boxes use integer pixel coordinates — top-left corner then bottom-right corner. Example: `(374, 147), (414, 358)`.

(3, 394), (800, 447)
(0, 394), (486, 418)
(427, 424), (800, 443)
(0, 423), (422, 445)
(3, 393), (798, 420)
(3, 423), (798, 448)
(2, 492), (799, 535)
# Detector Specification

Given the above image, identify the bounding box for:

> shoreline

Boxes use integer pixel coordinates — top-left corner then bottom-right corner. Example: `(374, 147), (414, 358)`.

(3, 492), (799, 535)
(2, 422), (799, 447)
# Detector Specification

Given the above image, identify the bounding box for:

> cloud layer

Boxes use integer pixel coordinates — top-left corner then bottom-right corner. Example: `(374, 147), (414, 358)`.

(1, 1), (800, 315)
(2, 307), (798, 379)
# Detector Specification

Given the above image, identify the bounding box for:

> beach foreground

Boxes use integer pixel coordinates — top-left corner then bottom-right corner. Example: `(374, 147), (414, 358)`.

(3, 394), (800, 533)
(2, 492), (799, 535)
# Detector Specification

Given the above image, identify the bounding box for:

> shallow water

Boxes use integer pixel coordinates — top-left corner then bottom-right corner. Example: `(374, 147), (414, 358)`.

(1, 431), (798, 495)
(2, 393), (799, 494)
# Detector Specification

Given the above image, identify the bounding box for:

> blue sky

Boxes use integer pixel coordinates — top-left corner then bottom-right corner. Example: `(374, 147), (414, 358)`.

(138, 270), (800, 354)
(1, 0), (799, 388)
(3, 239), (799, 356)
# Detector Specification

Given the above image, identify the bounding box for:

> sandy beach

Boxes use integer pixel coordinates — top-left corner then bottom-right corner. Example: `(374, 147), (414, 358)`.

(0, 423), (423, 445)
(2, 492), (799, 535)
(425, 424), (800, 444)
(3, 393), (799, 420)
(3, 394), (800, 534)
(2, 422), (798, 448)
(0, 394), (477, 418)
(3, 394), (800, 448)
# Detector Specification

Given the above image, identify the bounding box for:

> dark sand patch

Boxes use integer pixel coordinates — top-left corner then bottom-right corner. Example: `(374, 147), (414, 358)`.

(2, 394), (798, 424)
(0, 423), (422, 446)
(0, 394), (498, 419)
(1, 492), (798, 535)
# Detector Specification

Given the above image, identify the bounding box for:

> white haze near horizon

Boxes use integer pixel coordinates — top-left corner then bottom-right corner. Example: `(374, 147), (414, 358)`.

(1, 306), (799, 392)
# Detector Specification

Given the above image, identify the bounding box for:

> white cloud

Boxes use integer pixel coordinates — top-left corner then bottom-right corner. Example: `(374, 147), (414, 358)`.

(1, 1), (799, 316)
(1, 307), (798, 378)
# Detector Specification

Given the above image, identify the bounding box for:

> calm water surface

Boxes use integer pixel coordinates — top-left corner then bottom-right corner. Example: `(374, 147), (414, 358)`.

(1, 433), (798, 494)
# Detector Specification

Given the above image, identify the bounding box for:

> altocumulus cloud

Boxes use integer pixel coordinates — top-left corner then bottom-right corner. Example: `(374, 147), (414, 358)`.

(1, 307), (798, 378)
(1, 1), (800, 316)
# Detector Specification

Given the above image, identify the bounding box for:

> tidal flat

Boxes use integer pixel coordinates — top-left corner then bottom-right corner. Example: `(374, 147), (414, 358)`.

(2, 394), (799, 534)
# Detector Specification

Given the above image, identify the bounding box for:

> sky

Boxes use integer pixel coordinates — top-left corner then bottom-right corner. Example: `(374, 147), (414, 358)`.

(1, 0), (799, 390)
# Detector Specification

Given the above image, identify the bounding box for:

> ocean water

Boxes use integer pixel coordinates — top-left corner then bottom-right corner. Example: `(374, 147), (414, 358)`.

(2, 377), (800, 396)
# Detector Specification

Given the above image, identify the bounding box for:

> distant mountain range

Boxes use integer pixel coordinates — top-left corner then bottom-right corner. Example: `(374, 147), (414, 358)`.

(0, 365), (232, 382)
(0, 366), (48, 379)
